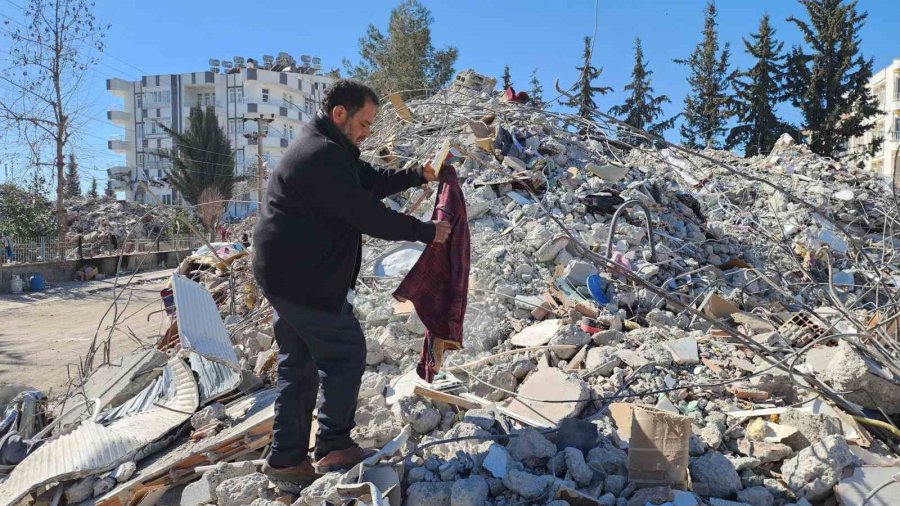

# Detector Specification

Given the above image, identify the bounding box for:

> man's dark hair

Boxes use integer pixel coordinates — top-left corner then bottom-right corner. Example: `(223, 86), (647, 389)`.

(321, 80), (379, 117)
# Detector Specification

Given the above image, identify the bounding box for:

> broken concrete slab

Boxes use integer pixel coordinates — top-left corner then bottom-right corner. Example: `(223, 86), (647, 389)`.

(214, 472), (272, 506)
(833, 465), (900, 506)
(180, 461), (256, 506)
(509, 319), (563, 347)
(506, 367), (590, 426)
(808, 340), (900, 414)
(781, 435), (859, 501)
(778, 407), (842, 450)
(666, 336), (700, 365)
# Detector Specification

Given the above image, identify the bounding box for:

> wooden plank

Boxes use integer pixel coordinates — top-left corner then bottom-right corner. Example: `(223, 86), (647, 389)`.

(413, 385), (480, 410)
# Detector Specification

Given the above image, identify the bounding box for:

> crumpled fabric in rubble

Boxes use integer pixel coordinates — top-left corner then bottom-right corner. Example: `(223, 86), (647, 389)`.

(394, 166), (470, 382)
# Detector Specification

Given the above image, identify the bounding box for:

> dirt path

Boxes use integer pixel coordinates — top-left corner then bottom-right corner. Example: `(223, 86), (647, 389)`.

(0, 270), (173, 397)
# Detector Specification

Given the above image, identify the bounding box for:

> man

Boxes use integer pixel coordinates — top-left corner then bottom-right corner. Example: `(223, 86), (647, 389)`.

(253, 80), (450, 485)
(1, 232), (13, 263)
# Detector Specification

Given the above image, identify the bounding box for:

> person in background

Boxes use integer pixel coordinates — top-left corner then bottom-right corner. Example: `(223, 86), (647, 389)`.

(1, 232), (13, 263)
(241, 233), (250, 248)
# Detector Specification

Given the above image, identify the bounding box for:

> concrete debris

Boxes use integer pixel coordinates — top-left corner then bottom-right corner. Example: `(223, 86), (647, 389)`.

(450, 475), (489, 506)
(110, 461), (136, 483)
(506, 427), (557, 462)
(180, 461), (256, 506)
(780, 435), (859, 501)
(190, 401), (227, 429)
(735, 486), (775, 506)
(406, 481), (452, 506)
(214, 472), (273, 506)
(689, 452), (743, 498)
(507, 367), (589, 424)
(563, 447), (594, 486)
(481, 443), (511, 478)
(502, 468), (550, 499)
(64, 476), (96, 503)
(12, 69), (900, 506)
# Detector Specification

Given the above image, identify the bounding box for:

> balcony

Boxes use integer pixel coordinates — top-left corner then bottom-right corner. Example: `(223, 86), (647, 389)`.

(108, 136), (130, 152)
(106, 78), (133, 97)
(107, 109), (131, 124)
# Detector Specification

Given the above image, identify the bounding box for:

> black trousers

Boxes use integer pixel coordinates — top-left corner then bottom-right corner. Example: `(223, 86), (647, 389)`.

(267, 296), (367, 467)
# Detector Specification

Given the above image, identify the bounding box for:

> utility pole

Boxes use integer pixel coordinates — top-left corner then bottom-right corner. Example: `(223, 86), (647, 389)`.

(243, 113), (275, 215)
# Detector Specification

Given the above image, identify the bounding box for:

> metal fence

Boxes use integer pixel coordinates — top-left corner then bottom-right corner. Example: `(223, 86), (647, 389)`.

(1, 234), (202, 265)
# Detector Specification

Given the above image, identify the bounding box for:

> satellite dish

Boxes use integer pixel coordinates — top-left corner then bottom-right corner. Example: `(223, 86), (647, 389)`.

(312, 57), (321, 65)
(223, 61), (233, 69)
(211, 66), (220, 74)
(263, 55), (274, 63)
(301, 55), (312, 64)
(234, 56), (245, 64)
(209, 58), (220, 66)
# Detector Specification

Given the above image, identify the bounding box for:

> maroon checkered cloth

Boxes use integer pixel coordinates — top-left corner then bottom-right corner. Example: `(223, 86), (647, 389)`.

(394, 166), (470, 382)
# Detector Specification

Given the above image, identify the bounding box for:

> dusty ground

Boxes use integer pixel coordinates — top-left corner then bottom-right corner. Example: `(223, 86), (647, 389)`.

(0, 269), (172, 397)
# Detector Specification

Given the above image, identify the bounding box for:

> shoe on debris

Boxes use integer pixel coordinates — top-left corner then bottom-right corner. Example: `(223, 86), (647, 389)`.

(314, 445), (377, 473)
(261, 459), (320, 487)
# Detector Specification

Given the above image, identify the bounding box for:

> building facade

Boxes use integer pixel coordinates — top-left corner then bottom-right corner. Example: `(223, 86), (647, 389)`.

(847, 58), (900, 180)
(106, 54), (335, 217)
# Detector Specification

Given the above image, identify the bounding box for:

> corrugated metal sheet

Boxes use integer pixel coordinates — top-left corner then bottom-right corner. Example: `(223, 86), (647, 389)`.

(190, 352), (241, 403)
(0, 358), (199, 505)
(171, 274), (240, 368)
(96, 366), (172, 424)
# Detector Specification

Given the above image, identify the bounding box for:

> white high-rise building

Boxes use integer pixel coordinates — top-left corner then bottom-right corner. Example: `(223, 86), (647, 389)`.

(847, 58), (900, 180)
(106, 53), (335, 217)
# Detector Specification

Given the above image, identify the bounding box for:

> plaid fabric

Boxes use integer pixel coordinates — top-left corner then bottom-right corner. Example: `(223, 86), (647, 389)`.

(394, 166), (470, 382)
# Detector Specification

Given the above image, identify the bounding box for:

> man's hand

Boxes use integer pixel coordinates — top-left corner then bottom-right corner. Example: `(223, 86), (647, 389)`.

(423, 161), (439, 182)
(432, 221), (451, 243)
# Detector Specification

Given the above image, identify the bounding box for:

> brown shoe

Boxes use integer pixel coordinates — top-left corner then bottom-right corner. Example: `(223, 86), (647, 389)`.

(314, 445), (377, 473)
(261, 459), (321, 487)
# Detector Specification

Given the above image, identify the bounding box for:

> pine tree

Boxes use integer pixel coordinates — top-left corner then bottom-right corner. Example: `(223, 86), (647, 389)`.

(529, 68), (545, 109)
(160, 106), (235, 206)
(87, 177), (99, 200)
(609, 38), (675, 139)
(343, 0), (458, 99)
(564, 36), (613, 127)
(676, 1), (733, 149)
(785, 0), (878, 158)
(502, 65), (512, 90)
(726, 15), (792, 156)
(64, 153), (81, 198)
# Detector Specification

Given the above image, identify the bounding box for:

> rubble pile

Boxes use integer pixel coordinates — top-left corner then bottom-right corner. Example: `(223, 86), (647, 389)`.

(1, 71), (898, 506)
(62, 196), (175, 257)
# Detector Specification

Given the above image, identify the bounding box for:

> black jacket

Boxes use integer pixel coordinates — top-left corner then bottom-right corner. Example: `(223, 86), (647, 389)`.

(253, 111), (435, 313)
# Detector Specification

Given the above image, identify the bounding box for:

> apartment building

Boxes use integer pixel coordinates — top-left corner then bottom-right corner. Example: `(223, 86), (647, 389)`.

(106, 53), (335, 216)
(846, 58), (900, 180)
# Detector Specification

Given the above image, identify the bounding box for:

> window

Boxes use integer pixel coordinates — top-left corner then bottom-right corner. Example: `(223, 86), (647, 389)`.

(282, 92), (293, 108)
(136, 94), (142, 109)
(262, 88), (269, 103)
(288, 124), (294, 140)
(304, 97), (315, 115)
(161, 194), (172, 205)
(142, 139), (149, 148)
(136, 123), (144, 139)
(235, 149), (245, 172)
(156, 139), (162, 149)
(228, 118), (241, 139)
(228, 87), (244, 103)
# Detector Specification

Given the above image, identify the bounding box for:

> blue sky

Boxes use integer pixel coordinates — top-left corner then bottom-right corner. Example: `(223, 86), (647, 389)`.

(0, 0), (897, 190)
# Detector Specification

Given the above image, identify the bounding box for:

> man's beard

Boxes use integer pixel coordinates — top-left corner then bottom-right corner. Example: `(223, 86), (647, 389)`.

(339, 124), (358, 147)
